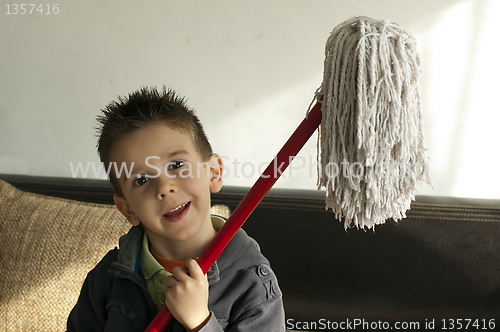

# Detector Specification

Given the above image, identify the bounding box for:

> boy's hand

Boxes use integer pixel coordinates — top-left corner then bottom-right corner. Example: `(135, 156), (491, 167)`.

(164, 259), (210, 331)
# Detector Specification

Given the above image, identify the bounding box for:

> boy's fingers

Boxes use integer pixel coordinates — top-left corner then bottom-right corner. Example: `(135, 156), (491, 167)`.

(184, 258), (204, 279)
(165, 275), (178, 287)
(171, 266), (189, 281)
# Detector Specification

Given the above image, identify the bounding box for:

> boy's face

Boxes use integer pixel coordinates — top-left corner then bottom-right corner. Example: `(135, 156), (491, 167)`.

(110, 123), (223, 252)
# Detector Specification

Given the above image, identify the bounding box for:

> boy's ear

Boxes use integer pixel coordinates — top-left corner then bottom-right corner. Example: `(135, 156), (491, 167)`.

(208, 153), (224, 193)
(114, 194), (141, 226)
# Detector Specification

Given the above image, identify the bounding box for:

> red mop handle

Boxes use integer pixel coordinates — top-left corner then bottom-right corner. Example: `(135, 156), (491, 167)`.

(144, 101), (323, 332)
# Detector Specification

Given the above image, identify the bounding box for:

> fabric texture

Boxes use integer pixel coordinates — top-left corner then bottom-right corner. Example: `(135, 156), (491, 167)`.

(0, 179), (130, 331)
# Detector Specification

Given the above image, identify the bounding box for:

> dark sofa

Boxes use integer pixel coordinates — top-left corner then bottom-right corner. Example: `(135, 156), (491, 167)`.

(1, 174), (499, 331)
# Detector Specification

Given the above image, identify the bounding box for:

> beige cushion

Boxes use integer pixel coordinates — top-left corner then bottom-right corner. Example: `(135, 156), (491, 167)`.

(0, 179), (130, 331)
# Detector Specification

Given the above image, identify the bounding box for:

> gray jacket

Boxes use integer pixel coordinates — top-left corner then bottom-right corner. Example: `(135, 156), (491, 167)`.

(67, 224), (285, 331)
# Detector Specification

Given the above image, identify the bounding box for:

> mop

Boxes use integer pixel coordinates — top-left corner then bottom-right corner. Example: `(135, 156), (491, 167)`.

(145, 15), (432, 331)
(316, 16), (432, 229)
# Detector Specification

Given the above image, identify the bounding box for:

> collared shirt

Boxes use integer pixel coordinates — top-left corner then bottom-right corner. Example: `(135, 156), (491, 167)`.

(140, 215), (226, 309)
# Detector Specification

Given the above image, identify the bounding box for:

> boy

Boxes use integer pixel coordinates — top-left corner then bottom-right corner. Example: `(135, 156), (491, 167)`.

(67, 87), (285, 331)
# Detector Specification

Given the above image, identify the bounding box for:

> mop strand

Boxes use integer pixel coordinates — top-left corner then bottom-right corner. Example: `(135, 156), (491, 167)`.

(314, 16), (433, 230)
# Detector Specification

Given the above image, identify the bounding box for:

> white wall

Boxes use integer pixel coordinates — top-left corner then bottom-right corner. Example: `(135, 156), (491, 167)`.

(1, 0), (499, 199)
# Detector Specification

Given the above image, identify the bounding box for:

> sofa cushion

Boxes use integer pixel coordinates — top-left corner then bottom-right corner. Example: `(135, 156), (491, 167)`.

(0, 179), (130, 331)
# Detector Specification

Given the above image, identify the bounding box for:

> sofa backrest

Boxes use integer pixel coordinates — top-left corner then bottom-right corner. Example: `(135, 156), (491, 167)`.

(0, 179), (130, 331)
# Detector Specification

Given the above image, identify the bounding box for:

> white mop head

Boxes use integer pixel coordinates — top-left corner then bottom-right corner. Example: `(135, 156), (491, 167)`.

(315, 16), (432, 230)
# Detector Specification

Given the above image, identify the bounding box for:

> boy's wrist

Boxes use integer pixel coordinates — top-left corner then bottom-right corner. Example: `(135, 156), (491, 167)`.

(185, 311), (211, 332)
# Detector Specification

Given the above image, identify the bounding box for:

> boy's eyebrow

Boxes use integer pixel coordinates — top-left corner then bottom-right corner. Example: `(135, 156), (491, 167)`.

(168, 150), (189, 158)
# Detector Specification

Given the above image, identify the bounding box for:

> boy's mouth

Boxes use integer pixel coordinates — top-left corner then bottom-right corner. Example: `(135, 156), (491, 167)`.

(164, 202), (190, 218)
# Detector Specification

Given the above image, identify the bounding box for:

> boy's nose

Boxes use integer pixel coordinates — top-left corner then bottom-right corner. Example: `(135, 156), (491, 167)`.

(155, 173), (177, 199)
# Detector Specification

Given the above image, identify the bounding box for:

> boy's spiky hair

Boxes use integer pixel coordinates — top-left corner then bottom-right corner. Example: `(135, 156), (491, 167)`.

(96, 86), (213, 196)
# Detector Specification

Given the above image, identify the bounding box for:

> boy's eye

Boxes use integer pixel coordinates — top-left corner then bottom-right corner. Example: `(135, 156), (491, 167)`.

(133, 175), (150, 186)
(167, 161), (186, 170)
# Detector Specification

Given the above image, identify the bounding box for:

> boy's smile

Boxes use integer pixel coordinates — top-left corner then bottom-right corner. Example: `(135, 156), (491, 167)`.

(164, 202), (190, 220)
(110, 123), (223, 261)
